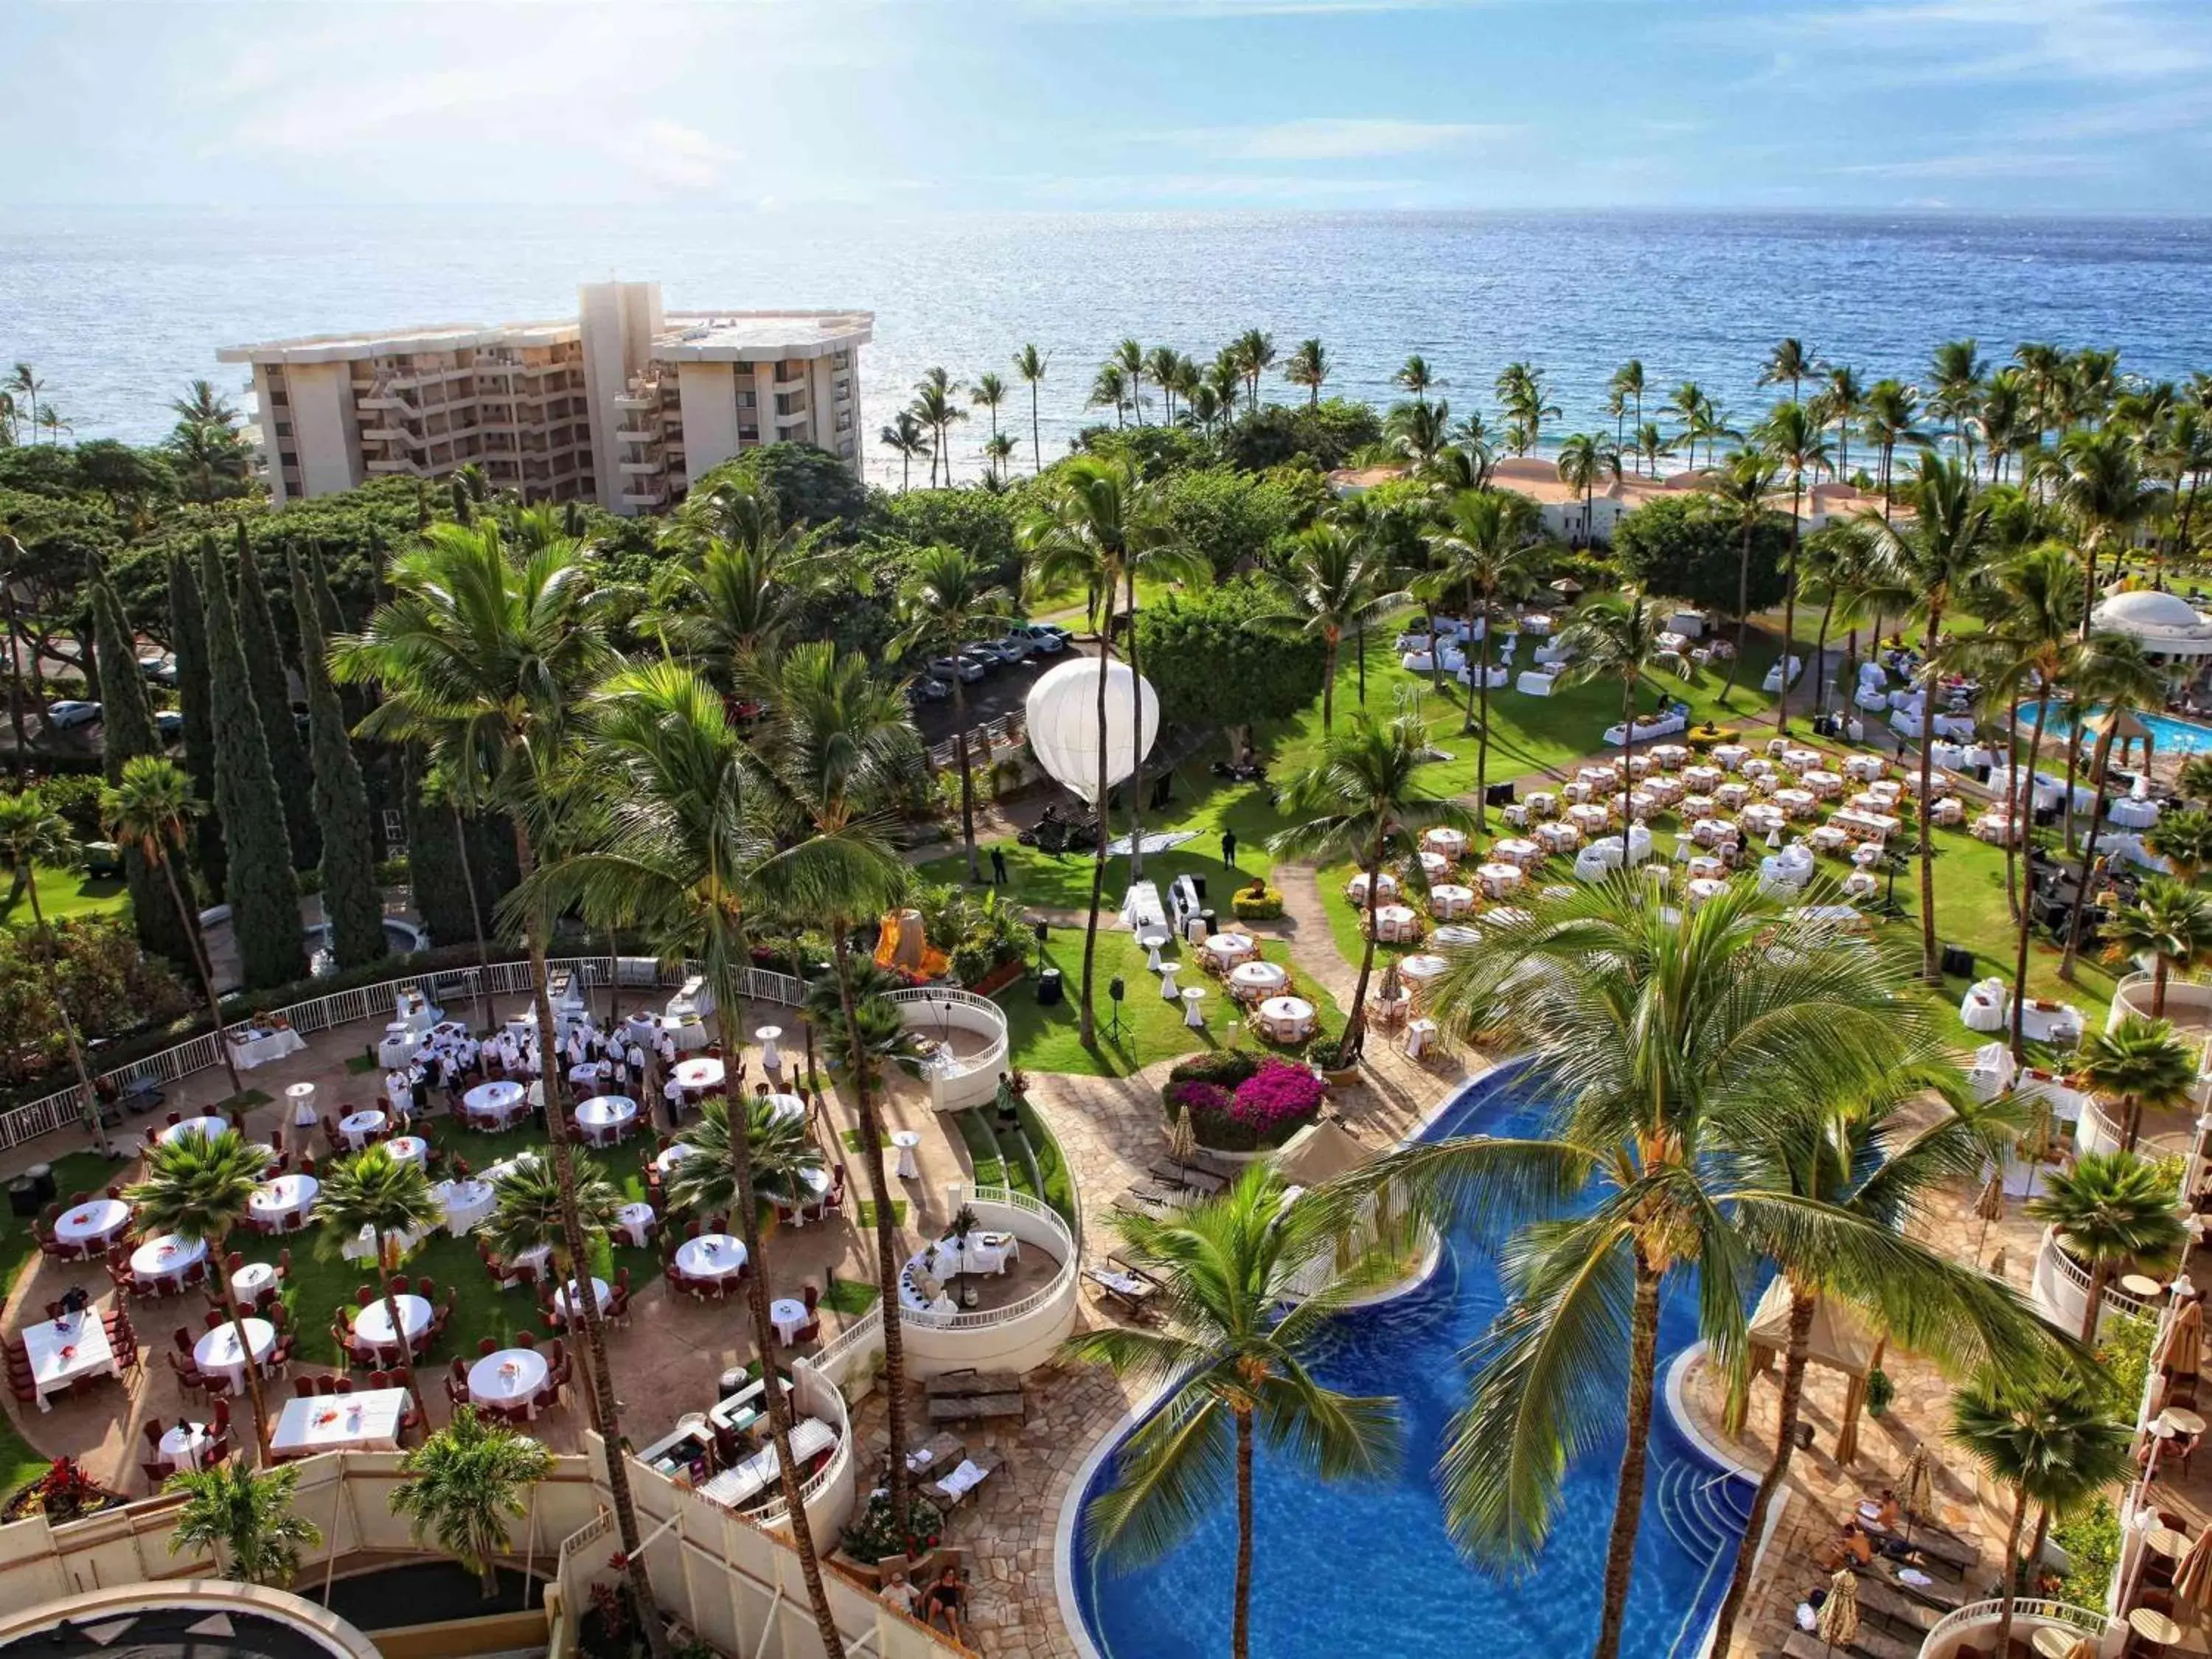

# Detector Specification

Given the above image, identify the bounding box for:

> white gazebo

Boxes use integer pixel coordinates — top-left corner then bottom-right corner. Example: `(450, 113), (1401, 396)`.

(2091, 588), (2212, 685)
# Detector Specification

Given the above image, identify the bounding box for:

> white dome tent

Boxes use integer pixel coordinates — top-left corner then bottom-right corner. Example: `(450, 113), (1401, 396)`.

(1023, 657), (1161, 805)
(2090, 588), (2212, 686)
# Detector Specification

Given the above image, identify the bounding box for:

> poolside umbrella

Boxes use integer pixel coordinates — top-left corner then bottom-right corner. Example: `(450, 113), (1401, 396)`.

(1975, 1169), (2007, 1265)
(2159, 1298), (2203, 1380)
(2176, 1524), (2212, 1610)
(1818, 1568), (1860, 1658)
(1900, 1445), (1938, 1551)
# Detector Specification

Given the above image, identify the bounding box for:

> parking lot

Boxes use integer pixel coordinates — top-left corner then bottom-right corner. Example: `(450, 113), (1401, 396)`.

(908, 632), (1099, 749)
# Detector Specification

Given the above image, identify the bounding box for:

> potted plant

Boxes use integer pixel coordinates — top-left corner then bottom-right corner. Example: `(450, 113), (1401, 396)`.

(947, 1205), (980, 1308)
(1307, 1027), (1360, 1087)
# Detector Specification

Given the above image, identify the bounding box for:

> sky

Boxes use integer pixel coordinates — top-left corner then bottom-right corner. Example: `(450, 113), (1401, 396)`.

(3, 0), (2211, 214)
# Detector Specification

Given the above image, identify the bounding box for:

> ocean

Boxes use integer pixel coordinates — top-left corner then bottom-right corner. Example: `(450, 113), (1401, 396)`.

(2, 206), (2208, 488)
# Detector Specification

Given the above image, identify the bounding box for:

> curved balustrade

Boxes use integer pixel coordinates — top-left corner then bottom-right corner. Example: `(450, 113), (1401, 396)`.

(1918, 1598), (2112, 1659)
(898, 1188), (1081, 1377)
(2033, 1224), (2158, 1337)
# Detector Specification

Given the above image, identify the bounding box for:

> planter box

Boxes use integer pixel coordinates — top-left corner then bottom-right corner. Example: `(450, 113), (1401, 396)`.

(967, 961), (1028, 999)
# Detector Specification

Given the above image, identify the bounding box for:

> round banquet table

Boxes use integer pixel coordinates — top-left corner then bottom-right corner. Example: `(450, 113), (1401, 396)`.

(351, 1294), (433, 1354)
(673, 1057), (726, 1093)
(385, 1135), (428, 1169)
(615, 1200), (655, 1248)
(470, 1348), (549, 1410)
(1203, 932), (1256, 967)
(337, 1110), (386, 1150)
(437, 1178), (495, 1234)
(675, 1234), (748, 1281)
(1228, 960), (1290, 1001)
(1258, 995), (1317, 1040)
(1432, 924), (1481, 948)
(462, 1081), (525, 1124)
(552, 1277), (611, 1321)
(770, 1297), (811, 1346)
(764, 1093), (807, 1127)
(230, 1261), (277, 1306)
(574, 1095), (637, 1144)
(248, 1174), (319, 1231)
(161, 1116), (231, 1146)
(1494, 838), (1542, 869)
(193, 1318), (274, 1394)
(1398, 953), (1450, 987)
(653, 1143), (696, 1175)
(1371, 903), (1418, 936)
(53, 1198), (131, 1251)
(1418, 851), (1450, 882)
(132, 1234), (206, 1287)
(159, 1422), (215, 1471)
(1422, 827), (1467, 860)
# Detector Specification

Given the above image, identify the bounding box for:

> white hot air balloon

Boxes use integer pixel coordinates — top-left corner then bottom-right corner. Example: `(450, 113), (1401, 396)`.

(1024, 656), (1160, 807)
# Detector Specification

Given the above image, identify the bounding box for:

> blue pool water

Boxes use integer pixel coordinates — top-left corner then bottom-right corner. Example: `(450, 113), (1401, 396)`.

(1068, 1066), (1753, 1659)
(2025, 702), (2212, 759)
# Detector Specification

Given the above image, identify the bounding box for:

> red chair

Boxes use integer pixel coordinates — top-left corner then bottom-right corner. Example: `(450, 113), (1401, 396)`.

(353, 1287), (374, 1308)
(515, 1330), (538, 1351)
(478, 1337), (500, 1357)
(293, 1377), (316, 1399)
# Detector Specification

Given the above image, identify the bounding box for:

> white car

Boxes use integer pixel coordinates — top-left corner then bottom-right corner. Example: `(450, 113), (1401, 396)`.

(1012, 622), (1071, 653)
(45, 700), (101, 730)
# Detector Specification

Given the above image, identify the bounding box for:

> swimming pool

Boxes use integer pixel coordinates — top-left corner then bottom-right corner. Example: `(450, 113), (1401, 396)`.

(1065, 1065), (1754, 1659)
(2026, 701), (2212, 759)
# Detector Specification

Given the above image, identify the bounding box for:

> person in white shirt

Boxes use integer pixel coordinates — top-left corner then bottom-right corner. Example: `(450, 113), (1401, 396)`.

(386, 1069), (414, 1121)
(663, 1072), (684, 1128)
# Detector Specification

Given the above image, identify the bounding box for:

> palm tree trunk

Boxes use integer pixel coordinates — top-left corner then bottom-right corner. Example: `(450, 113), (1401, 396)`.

(830, 933), (913, 1532)
(511, 826), (667, 1659)
(22, 869), (113, 1158)
(2154, 956), (2171, 1018)
(2010, 699), (2053, 1060)
(1593, 1249), (1664, 1659)
(1711, 1287), (1818, 1659)
(1030, 384), (1040, 475)
(375, 1236), (431, 1433)
(2079, 1259), (2108, 1343)
(1345, 843), (1384, 1062)
(2003, 692), (2022, 927)
(163, 853), (243, 1098)
(1778, 493), (1801, 734)
(1722, 524), (1752, 703)
(2060, 732), (2118, 981)
(1619, 678), (1637, 866)
(448, 802), (493, 1033)
(1917, 607), (1945, 985)
(216, 1237), (272, 1466)
(2, 586), (29, 782)
(952, 675), (979, 884)
(1232, 1403), (1255, 1659)
(712, 967), (846, 1659)
(1356, 618), (1367, 708)
(1460, 580), (1479, 734)
(1810, 594), (1835, 720)
(1124, 571), (1148, 881)
(1077, 633), (1109, 1046)
(1473, 622), (1495, 832)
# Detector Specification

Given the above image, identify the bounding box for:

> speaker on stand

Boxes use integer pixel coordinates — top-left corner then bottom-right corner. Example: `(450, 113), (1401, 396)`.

(1107, 975), (1126, 1041)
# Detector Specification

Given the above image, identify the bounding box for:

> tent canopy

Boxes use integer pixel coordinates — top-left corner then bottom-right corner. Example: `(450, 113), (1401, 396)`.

(1747, 1279), (1877, 1377)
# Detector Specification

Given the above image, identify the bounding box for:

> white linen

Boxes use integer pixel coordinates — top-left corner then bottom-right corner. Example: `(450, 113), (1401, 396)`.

(159, 1423), (214, 1470)
(1228, 961), (1289, 999)
(228, 1029), (307, 1070)
(20, 1313), (116, 1410)
(53, 1198), (130, 1248)
(770, 1296), (810, 1345)
(462, 1080), (526, 1126)
(377, 1027), (420, 1069)
(675, 1234), (748, 1280)
(351, 1294), (432, 1352)
(615, 1200), (655, 1248)
(132, 1234), (206, 1287)
(337, 1110), (386, 1150)
(552, 1278), (611, 1320)
(891, 1130), (922, 1180)
(161, 1115), (232, 1146)
(574, 1096), (636, 1141)
(193, 1318), (274, 1394)
(386, 1135), (428, 1169)
(673, 1057), (725, 1092)
(468, 1349), (549, 1408)
(271, 1388), (407, 1455)
(249, 1175), (319, 1229)
(435, 1178), (495, 1234)
(231, 1262), (277, 1305)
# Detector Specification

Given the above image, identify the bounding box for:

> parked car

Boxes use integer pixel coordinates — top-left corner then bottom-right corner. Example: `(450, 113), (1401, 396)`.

(960, 641), (1008, 670)
(941, 654), (988, 683)
(987, 632), (1034, 663)
(911, 675), (953, 703)
(154, 710), (184, 741)
(1011, 622), (1071, 653)
(137, 652), (178, 686)
(45, 700), (100, 730)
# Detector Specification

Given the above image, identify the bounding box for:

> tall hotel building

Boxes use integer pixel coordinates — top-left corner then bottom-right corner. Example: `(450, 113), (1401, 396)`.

(218, 280), (870, 514)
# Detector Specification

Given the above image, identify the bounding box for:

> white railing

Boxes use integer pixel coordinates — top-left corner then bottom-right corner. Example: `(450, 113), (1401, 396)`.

(900, 1188), (1078, 1332)
(926, 711), (1024, 771)
(809, 1305), (885, 1389)
(751, 1360), (853, 1530)
(886, 986), (1010, 1084)
(1919, 1598), (2112, 1658)
(2045, 1234), (2157, 1321)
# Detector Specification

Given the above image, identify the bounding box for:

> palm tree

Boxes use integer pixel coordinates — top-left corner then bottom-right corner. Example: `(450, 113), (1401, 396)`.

(1861, 455), (1993, 982)
(1632, 421), (1669, 479)
(1860, 379), (1925, 516)
(129, 1130), (278, 1463)
(1266, 712), (1472, 1061)
(1559, 593), (1670, 864)
(1756, 399), (1833, 734)
(2103, 878), (2212, 1020)
(102, 756), (240, 1099)
(1064, 1167), (1402, 1659)
(1496, 362), (1559, 456)
(911, 371), (967, 487)
(2028, 1150), (2188, 1339)
(1421, 490), (1544, 819)
(5, 364), (44, 442)
(1706, 1060), (2053, 1658)
(1263, 521), (1408, 735)
(36, 408), (72, 445)
(391, 1407), (556, 1599)
(330, 521), (664, 1659)
(1554, 432), (1621, 547)
(168, 1461), (321, 1585)
(1013, 344), (1049, 473)
(1397, 355), (1439, 414)
(878, 410), (931, 493)
(1949, 1370), (2132, 1659)
(1760, 337), (1820, 406)
(2059, 640), (2165, 978)
(1089, 364), (1130, 429)
(543, 661), (851, 1659)
(667, 1092), (827, 1219)
(972, 372), (1008, 462)
(1818, 364), (1866, 479)
(2149, 807), (2212, 882)
(2076, 1016), (2198, 1154)
(1689, 401), (1741, 472)
(1609, 359), (1646, 453)
(1701, 449), (1780, 703)
(2055, 426), (2152, 627)
(1144, 347), (1183, 424)
(1234, 330), (1275, 411)
(1349, 880), (1926, 1659)
(0, 790), (112, 1156)
(1107, 340), (1146, 423)
(483, 1153), (620, 1290)
(314, 1147), (442, 1427)
(1930, 338), (1989, 460)
(981, 431), (1018, 485)
(1284, 338), (1330, 407)
(1384, 398), (1450, 470)
(1669, 381), (1708, 467)
(891, 548), (1012, 884)
(1206, 352), (1244, 422)
(2152, 405), (2212, 573)
(745, 644), (924, 1531)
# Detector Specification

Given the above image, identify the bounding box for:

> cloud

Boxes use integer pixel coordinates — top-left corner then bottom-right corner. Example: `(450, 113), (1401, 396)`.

(1769, 0), (2210, 85)
(1826, 152), (2096, 179)
(610, 121), (742, 193)
(1217, 118), (1521, 161)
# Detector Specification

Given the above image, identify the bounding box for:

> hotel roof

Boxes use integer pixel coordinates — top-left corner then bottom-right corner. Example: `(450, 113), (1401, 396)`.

(651, 310), (874, 361)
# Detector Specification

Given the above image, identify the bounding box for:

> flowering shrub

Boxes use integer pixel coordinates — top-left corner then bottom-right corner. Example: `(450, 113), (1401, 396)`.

(839, 1491), (947, 1565)
(1229, 1060), (1326, 1135)
(1163, 1079), (1233, 1119)
(1230, 885), (1285, 921)
(2, 1457), (117, 1523)
(1165, 1049), (1261, 1091)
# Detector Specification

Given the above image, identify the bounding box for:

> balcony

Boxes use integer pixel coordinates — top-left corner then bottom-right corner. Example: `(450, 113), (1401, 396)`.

(620, 485), (670, 509)
(619, 458), (666, 476)
(774, 406), (812, 430)
(773, 374), (810, 394)
(895, 1189), (1079, 1380)
(1916, 1599), (2113, 1659)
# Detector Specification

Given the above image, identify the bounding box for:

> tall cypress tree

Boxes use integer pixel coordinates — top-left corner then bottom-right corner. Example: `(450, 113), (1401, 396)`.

(307, 542), (348, 637)
(88, 573), (195, 966)
(168, 546), (226, 899)
(403, 754), (482, 951)
(287, 548), (386, 973)
(200, 538), (305, 990)
(230, 526), (318, 869)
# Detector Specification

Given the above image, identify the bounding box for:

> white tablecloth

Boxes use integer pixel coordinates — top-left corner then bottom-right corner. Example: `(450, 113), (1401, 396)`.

(132, 1234), (206, 1287)
(231, 1262), (277, 1305)
(386, 1135), (428, 1169)
(20, 1314), (116, 1410)
(194, 1318), (274, 1394)
(54, 1198), (130, 1250)
(338, 1110), (386, 1150)
(891, 1130), (921, 1180)
(378, 1027), (420, 1069)
(1228, 961), (1289, 1000)
(675, 1234), (748, 1281)
(673, 1057), (725, 1092)
(159, 1423), (215, 1470)
(1258, 995), (1317, 1040)
(249, 1175), (319, 1230)
(616, 1200), (656, 1248)
(770, 1297), (810, 1346)
(352, 1294), (432, 1353)
(271, 1388), (408, 1455)
(228, 1029), (306, 1070)
(574, 1096), (636, 1142)
(483, 1151), (542, 1186)
(553, 1278), (611, 1320)
(462, 1081), (526, 1126)
(469, 1349), (549, 1408)
(2111, 797), (2162, 829)
(436, 1178), (496, 1234)
(161, 1115), (232, 1146)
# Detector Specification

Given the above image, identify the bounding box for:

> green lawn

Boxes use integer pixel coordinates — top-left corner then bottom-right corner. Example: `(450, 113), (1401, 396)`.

(1, 867), (129, 930)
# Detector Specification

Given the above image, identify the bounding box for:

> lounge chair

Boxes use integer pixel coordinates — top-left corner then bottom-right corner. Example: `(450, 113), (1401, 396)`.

(922, 1450), (1004, 1509)
(1085, 1265), (1159, 1316)
(900, 1431), (966, 1481)
(1845, 1573), (1940, 1638)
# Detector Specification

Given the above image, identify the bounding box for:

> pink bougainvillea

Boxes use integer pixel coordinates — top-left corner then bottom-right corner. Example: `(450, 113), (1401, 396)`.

(1228, 1058), (1326, 1133)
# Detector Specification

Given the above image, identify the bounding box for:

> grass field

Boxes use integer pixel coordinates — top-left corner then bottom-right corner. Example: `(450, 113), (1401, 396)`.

(0, 866), (129, 930)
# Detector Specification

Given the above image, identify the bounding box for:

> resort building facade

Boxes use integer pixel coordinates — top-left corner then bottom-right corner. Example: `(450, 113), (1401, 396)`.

(218, 280), (872, 513)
